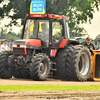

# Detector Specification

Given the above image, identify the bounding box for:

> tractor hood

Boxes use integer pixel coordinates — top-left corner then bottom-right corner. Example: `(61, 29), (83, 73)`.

(14, 39), (41, 47)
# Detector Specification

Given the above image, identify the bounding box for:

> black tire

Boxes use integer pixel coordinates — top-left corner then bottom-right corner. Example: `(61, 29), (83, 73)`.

(21, 69), (31, 79)
(13, 67), (23, 78)
(30, 53), (51, 81)
(56, 45), (91, 81)
(0, 51), (13, 79)
(56, 45), (72, 80)
(13, 65), (30, 79)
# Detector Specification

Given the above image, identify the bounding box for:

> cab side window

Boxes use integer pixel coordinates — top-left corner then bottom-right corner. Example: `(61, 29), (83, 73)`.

(52, 21), (63, 43)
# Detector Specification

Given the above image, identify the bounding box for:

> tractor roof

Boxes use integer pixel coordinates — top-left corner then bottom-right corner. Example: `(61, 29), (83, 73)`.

(25, 13), (68, 21)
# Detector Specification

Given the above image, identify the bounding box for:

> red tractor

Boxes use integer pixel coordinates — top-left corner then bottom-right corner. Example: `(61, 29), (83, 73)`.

(0, 13), (91, 81)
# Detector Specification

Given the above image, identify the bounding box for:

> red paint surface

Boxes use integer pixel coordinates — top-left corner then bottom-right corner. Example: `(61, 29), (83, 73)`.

(29, 14), (68, 20)
(59, 39), (68, 48)
(93, 50), (100, 54)
(15, 39), (41, 47)
(65, 17), (68, 21)
(50, 50), (57, 57)
(48, 14), (63, 19)
(30, 14), (44, 18)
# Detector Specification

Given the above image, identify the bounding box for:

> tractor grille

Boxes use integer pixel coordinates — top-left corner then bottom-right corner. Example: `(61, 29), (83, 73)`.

(14, 41), (25, 44)
(13, 48), (24, 54)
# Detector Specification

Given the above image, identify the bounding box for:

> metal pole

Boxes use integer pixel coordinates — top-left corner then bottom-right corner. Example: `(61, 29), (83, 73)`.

(45, 0), (46, 13)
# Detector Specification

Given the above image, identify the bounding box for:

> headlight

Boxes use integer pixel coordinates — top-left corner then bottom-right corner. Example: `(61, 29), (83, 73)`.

(20, 45), (27, 48)
(12, 44), (17, 47)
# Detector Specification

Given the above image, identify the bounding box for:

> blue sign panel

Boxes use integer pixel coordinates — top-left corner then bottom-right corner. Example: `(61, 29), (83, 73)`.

(30, 0), (46, 14)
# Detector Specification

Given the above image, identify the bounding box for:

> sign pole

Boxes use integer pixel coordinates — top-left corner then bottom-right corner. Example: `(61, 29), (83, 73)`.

(45, 0), (46, 13)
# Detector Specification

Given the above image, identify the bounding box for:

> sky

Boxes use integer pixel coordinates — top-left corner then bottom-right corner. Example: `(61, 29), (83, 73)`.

(82, 6), (100, 39)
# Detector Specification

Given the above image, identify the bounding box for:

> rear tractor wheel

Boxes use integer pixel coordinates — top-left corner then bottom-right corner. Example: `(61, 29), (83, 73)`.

(56, 45), (91, 81)
(30, 53), (51, 81)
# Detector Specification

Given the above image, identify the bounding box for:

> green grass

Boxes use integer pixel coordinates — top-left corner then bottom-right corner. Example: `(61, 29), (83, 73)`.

(0, 85), (100, 91)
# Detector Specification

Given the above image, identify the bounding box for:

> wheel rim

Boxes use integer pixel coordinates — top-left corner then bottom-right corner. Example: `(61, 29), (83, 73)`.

(39, 59), (48, 76)
(78, 52), (89, 76)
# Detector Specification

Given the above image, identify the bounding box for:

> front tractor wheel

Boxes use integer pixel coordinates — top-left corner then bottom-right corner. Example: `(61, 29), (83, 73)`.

(13, 67), (23, 78)
(30, 53), (51, 81)
(0, 51), (13, 79)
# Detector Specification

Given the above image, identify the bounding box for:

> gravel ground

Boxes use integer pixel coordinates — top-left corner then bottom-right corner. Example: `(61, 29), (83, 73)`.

(0, 78), (100, 100)
(0, 78), (100, 86)
(0, 91), (100, 100)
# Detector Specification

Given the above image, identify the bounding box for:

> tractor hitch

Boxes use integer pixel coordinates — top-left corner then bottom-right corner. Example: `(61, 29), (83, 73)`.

(8, 55), (25, 65)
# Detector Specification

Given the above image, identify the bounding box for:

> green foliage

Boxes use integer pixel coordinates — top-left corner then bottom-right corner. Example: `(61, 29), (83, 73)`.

(0, 0), (4, 18)
(70, 25), (88, 37)
(0, 27), (20, 40)
(0, 0), (30, 25)
(0, 0), (100, 36)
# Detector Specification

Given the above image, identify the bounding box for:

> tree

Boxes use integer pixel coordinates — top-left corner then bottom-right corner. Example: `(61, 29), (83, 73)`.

(0, 27), (20, 40)
(0, 0), (4, 18)
(70, 25), (88, 38)
(0, 0), (100, 36)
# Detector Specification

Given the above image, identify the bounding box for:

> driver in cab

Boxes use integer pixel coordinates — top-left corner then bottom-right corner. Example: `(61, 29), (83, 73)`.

(39, 23), (49, 42)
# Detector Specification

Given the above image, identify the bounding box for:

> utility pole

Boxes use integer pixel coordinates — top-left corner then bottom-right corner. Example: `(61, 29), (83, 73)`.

(0, 22), (1, 37)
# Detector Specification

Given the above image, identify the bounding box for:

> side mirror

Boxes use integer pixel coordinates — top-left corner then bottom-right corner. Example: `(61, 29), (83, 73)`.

(95, 42), (97, 45)
(21, 19), (25, 25)
(59, 20), (63, 25)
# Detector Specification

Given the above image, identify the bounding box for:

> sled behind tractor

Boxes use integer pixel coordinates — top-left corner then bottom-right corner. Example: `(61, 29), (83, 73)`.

(0, 13), (92, 81)
(89, 37), (100, 81)
(89, 50), (100, 81)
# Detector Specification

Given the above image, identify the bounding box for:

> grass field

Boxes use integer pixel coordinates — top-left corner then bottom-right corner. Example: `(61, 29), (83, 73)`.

(0, 85), (100, 91)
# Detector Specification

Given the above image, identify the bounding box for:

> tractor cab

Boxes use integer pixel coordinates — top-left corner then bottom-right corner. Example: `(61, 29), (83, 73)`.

(12, 14), (75, 57)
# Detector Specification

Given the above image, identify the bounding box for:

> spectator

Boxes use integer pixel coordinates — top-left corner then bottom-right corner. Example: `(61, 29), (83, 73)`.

(0, 42), (2, 52)
(84, 37), (95, 54)
(1, 40), (11, 51)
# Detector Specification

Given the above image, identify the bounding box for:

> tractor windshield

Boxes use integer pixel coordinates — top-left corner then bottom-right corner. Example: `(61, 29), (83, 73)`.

(23, 19), (49, 42)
